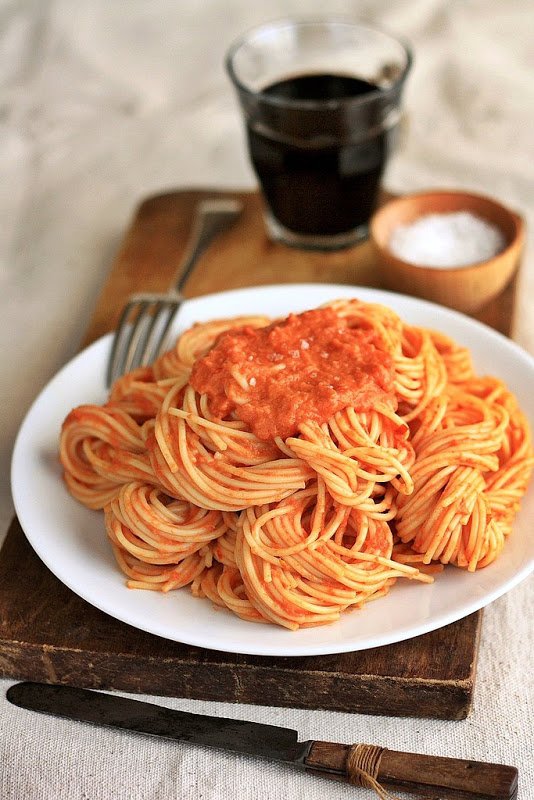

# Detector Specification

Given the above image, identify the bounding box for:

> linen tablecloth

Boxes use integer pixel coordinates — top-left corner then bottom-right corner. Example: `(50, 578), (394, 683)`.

(1, 1), (532, 797)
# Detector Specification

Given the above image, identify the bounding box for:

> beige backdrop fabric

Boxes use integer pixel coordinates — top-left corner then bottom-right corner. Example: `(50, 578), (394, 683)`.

(1, 1), (533, 797)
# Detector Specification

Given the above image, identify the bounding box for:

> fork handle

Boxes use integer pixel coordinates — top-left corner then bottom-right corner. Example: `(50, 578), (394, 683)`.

(173, 199), (242, 294)
(303, 741), (518, 799)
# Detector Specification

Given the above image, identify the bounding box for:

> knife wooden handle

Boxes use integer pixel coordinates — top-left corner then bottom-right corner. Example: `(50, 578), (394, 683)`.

(304, 741), (518, 799)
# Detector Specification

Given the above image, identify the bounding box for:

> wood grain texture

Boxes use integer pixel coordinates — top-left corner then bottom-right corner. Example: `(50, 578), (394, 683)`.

(83, 189), (517, 345)
(1, 188), (518, 718)
(304, 741), (518, 799)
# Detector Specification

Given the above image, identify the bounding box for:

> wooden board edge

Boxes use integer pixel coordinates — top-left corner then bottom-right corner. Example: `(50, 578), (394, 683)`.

(0, 636), (476, 720)
(1, 188), (501, 720)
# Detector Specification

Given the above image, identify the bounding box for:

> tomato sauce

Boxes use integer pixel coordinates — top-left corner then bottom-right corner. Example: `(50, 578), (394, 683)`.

(190, 308), (395, 441)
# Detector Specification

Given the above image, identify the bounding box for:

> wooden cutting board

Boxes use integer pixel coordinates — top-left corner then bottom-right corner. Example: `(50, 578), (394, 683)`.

(0, 189), (520, 719)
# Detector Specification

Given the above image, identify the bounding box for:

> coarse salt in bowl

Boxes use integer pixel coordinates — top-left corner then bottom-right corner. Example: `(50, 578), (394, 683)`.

(369, 190), (524, 313)
(389, 211), (506, 268)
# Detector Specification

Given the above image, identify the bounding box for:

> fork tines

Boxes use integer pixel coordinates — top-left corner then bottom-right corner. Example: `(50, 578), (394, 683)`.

(106, 292), (181, 388)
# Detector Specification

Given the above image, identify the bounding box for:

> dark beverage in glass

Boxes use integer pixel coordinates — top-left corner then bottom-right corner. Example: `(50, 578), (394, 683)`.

(248, 73), (387, 237)
(226, 20), (412, 250)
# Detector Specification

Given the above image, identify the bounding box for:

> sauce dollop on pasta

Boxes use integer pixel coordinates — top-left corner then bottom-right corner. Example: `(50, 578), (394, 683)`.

(190, 307), (395, 440)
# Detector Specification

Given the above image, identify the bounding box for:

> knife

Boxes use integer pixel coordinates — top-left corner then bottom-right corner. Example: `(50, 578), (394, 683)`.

(7, 682), (517, 799)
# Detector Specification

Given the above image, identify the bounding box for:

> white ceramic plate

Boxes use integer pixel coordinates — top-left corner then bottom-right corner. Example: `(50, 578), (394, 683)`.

(11, 284), (534, 656)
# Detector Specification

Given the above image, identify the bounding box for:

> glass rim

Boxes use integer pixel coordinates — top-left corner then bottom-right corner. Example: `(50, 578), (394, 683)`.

(225, 17), (413, 110)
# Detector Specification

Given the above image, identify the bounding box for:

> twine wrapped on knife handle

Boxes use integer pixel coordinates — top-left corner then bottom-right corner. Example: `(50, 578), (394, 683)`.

(7, 684), (519, 800)
(347, 744), (399, 799)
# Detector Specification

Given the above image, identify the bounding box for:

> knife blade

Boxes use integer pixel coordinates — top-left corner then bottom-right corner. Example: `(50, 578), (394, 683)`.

(6, 681), (304, 764)
(7, 682), (518, 800)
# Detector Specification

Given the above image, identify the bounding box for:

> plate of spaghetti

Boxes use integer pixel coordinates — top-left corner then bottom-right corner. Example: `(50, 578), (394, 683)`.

(11, 284), (534, 656)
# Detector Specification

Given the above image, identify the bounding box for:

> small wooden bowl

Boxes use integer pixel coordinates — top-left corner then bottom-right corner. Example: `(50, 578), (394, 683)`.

(370, 190), (524, 313)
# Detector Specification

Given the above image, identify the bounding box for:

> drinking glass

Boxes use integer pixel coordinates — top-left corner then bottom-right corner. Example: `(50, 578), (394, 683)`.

(226, 18), (412, 250)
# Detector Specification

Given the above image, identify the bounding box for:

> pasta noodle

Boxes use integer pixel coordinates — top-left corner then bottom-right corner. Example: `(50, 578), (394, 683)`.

(59, 299), (534, 630)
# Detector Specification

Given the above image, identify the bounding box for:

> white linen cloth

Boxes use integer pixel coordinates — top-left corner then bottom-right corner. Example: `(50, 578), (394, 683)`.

(1, 1), (533, 797)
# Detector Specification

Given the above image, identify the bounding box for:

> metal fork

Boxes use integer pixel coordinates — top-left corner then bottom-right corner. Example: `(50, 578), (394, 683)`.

(106, 198), (243, 388)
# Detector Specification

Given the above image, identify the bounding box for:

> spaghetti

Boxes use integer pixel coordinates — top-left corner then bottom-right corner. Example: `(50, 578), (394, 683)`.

(59, 299), (534, 630)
